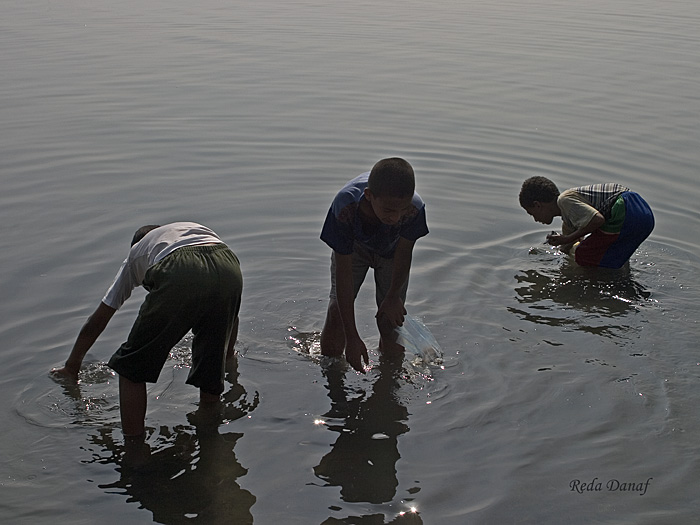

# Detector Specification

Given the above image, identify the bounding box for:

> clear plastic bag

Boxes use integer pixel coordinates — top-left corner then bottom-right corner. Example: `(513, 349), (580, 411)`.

(395, 315), (443, 364)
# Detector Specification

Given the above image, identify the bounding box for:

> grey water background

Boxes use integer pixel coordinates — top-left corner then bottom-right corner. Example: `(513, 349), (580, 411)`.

(2, 1), (699, 523)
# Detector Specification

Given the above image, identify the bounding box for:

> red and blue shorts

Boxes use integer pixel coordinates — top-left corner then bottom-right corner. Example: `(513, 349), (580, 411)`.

(574, 191), (654, 269)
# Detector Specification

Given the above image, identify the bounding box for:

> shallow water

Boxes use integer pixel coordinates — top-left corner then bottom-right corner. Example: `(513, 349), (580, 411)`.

(2, 1), (700, 523)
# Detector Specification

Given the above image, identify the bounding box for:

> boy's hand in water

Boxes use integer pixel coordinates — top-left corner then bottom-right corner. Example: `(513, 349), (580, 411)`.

(546, 231), (564, 245)
(344, 334), (369, 373)
(376, 296), (407, 328)
(50, 365), (79, 382)
(547, 230), (580, 251)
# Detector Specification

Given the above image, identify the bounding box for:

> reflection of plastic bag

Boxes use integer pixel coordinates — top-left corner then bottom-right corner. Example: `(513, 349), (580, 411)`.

(395, 315), (443, 364)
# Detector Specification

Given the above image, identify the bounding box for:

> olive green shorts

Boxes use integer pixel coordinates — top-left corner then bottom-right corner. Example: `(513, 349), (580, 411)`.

(108, 244), (242, 395)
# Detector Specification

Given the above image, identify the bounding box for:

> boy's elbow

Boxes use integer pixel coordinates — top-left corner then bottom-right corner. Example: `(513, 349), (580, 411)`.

(590, 213), (605, 230)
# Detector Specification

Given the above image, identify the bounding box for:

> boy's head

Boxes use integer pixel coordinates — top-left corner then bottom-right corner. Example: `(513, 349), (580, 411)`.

(519, 176), (560, 225)
(365, 158), (416, 226)
(131, 225), (161, 247)
(367, 157), (415, 199)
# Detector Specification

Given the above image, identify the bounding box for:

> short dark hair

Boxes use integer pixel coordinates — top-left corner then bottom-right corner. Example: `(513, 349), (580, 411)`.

(131, 225), (161, 247)
(519, 176), (560, 208)
(367, 157), (415, 199)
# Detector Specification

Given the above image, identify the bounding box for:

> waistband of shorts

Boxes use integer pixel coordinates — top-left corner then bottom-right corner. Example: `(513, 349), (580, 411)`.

(175, 243), (229, 254)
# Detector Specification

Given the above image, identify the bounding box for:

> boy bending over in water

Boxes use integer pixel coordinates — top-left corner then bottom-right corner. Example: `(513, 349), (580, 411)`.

(320, 158), (429, 371)
(519, 176), (654, 268)
(52, 222), (242, 440)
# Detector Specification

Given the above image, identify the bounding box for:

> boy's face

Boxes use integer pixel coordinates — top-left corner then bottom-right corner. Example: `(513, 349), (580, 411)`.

(524, 201), (558, 225)
(364, 189), (414, 226)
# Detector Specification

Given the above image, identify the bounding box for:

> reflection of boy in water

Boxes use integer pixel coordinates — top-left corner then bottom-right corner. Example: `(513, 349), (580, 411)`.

(314, 362), (409, 504)
(51, 222), (242, 439)
(88, 356), (256, 523)
(519, 176), (654, 268)
(320, 158), (429, 372)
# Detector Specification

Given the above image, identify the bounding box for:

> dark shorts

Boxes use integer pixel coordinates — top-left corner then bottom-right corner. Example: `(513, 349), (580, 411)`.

(108, 244), (242, 394)
(575, 191), (655, 268)
(329, 242), (408, 307)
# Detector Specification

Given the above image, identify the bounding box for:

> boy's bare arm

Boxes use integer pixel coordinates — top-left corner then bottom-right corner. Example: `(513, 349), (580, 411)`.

(52, 301), (116, 380)
(377, 237), (414, 327)
(547, 212), (605, 249)
(558, 222), (578, 253)
(334, 252), (368, 371)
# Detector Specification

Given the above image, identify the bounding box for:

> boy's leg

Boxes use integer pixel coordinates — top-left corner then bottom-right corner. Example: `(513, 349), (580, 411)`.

(321, 248), (370, 357)
(376, 314), (404, 356)
(320, 299), (346, 357)
(200, 389), (221, 403)
(373, 254), (409, 355)
(119, 374), (147, 437)
(189, 245), (243, 396)
(109, 255), (197, 438)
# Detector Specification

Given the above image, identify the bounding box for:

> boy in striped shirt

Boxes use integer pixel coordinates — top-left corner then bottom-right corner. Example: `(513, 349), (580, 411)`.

(519, 176), (654, 268)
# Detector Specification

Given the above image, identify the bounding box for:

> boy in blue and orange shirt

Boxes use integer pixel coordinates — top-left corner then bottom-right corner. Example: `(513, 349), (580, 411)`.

(320, 158), (428, 371)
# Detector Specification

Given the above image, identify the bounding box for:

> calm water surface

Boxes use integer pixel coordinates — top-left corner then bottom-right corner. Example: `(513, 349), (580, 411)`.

(2, 1), (699, 523)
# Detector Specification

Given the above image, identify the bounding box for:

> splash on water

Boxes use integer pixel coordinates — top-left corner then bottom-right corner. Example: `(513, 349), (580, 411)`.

(286, 323), (445, 394)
